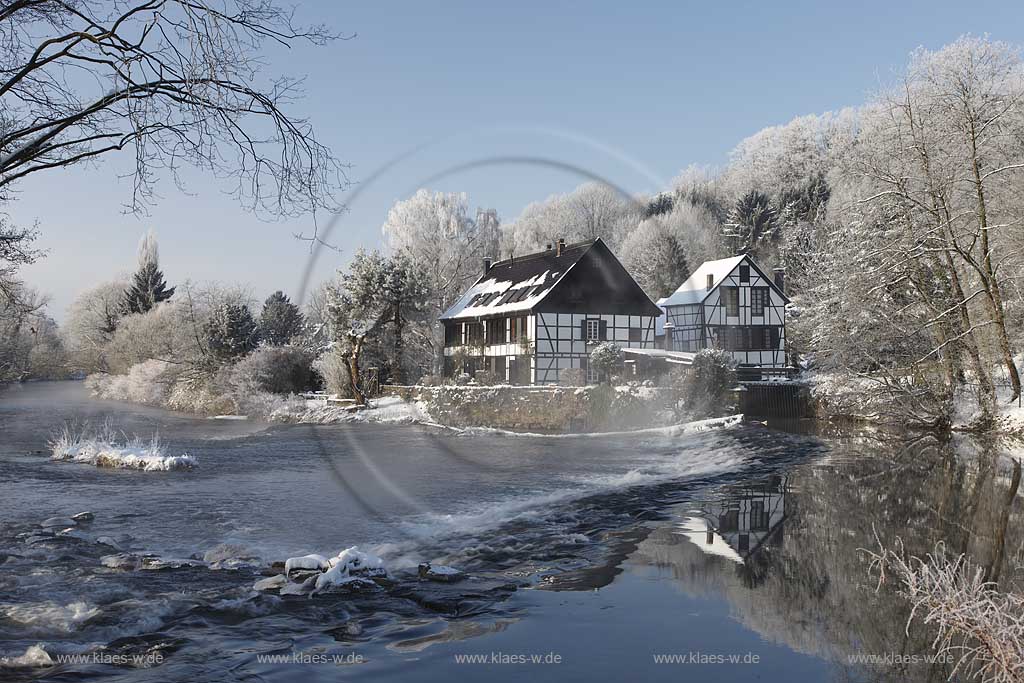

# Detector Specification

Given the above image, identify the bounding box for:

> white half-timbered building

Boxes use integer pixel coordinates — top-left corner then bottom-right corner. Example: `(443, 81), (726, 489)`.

(658, 254), (789, 371)
(440, 238), (662, 384)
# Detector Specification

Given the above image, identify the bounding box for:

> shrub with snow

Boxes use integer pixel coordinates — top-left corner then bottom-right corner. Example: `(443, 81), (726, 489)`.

(683, 348), (737, 417)
(85, 359), (174, 406)
(230, 346), (314, 395)
(589, 342), (624, 384)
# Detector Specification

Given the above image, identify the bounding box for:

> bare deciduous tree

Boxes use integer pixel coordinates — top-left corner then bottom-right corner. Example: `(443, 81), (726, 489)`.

(0, 0), (349, 219)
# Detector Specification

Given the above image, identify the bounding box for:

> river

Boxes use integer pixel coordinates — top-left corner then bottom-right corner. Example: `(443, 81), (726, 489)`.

(1, 381), (1020, 681)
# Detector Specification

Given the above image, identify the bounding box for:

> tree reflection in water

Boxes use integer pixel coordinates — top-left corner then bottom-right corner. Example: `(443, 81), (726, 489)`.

(633, 432), (1023, 682)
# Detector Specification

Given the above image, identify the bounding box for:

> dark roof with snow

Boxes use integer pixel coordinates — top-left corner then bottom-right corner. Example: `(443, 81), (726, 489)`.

(440, 240), (594, 320)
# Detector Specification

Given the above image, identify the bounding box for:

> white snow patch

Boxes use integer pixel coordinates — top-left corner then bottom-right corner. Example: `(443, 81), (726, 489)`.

(456, 414), (743, 439)
(284, 554), (330, 574)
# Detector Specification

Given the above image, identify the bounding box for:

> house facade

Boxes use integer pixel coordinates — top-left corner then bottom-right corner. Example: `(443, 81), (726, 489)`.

(658, 254), (788, 370)
(440, 238), (662, 384)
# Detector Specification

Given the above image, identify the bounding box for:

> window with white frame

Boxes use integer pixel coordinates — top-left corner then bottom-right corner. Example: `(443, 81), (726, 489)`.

(585, 360), (600, 384)
(585, 319), (601, 341)
(723, 287), (739, 317)
(751, 287), (769, 317)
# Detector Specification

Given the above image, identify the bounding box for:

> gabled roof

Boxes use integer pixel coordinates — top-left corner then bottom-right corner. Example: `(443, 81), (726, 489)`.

(440, 240), (595, 320)
(657, 254), (789, 307)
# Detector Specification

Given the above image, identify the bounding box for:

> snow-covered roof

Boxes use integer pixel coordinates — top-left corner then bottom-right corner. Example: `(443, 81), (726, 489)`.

(657, 255), (747, 307)
(440, 241), (595, 320)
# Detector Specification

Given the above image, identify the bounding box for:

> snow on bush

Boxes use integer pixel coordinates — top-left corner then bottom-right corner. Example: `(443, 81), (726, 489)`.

(229, 346), (313, 395)
(589, 342), (624, 383)
(48, 422), (195, 471)
(683, 349), (737, 417)
(867, 539), (1024, 683)
(85, 359), (174, 406)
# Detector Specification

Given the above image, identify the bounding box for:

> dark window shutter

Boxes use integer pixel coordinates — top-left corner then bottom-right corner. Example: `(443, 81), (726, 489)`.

(770, 327), (780, 349)
(599, 320), (607, 341)
(580, 319), (587, 340)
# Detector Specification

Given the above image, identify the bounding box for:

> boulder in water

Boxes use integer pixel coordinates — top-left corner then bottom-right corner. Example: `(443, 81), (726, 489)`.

(253, 575), (287, 592)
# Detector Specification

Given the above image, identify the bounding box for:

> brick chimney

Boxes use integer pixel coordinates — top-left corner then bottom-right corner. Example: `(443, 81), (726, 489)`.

(773, 268), (785, 294)
(483, 257), (492, 275)
(556, 238), (565, 257)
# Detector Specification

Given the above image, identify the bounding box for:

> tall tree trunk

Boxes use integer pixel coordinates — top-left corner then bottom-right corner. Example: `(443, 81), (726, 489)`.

(944, 247), (996, 414)
(392, 304), (404, 385)
(347, 336), (366, 405)
(969, 144), (1021, 402)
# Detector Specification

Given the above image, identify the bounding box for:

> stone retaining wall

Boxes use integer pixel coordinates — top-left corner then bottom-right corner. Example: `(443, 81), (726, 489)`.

(381, 384), (674, 432)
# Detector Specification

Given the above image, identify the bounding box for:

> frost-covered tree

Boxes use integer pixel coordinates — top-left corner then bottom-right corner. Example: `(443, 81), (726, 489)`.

(65, 280), (129, 372)
(502, 182), (641, 255)
(722, 190), (778, 257)
(589, 342), (624, 384)
(0, 285), (65, 381)
(205, 303), (258, 362)
(382, 190), (491, 372)
(258, 291), (303, 346)
(122, 231), (175, 315)
(324, 250), (429, 403)
(799, 35), (1024, 422)
(618, 218), (691, 299)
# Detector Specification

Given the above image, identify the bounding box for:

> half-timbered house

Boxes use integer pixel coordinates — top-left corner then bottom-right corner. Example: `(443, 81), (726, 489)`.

(658, 254), (788, 371)
(440, 238), (662, 384)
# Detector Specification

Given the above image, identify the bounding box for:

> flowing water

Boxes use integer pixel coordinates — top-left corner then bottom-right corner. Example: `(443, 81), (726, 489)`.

(1, 382), (1020, 681)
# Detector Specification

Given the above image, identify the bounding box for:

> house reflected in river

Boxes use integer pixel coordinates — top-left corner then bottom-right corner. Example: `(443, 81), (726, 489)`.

(682, 475), (787, 565)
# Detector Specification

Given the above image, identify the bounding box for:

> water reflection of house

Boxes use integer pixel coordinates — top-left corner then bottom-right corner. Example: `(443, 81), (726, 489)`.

(683, 476), (787, 564)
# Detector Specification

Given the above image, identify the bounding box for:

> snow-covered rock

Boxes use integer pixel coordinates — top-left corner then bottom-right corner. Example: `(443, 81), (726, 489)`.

(417, 563), (465, 583)
(280, 546), (388, 596)
(284, 554), (330, 576)
(71, 511), (95, 523)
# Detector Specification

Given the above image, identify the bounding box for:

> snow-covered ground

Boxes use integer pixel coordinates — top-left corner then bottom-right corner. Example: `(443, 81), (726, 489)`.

(48, 425), (196, 471)
(275, 395), (432, 425)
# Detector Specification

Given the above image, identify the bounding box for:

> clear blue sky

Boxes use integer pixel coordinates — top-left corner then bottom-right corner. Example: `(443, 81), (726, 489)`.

(14, 0), (1024, 319)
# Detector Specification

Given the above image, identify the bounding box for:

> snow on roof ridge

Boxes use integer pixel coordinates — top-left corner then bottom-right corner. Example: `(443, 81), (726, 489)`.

(490, 238), (596, 267)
